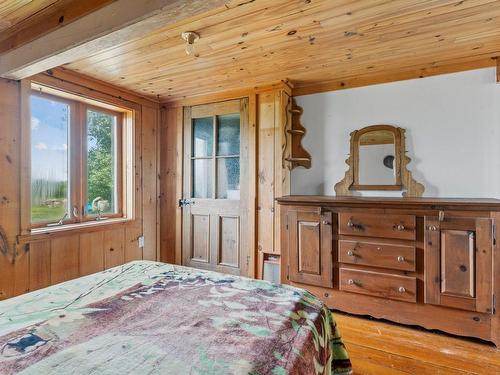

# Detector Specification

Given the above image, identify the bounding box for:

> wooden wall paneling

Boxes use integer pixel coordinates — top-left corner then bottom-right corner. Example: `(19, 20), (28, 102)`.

(159, 106), (183, 264)
(124, 223), (142, 262)
(29, 240), (52, 291)
(256, 91), (276, 279)
(141, 105), (159, 261)
(79, 232), (104, 276)
(174, 107), (184, 265)
(238, 97), (253, 276)
(247, 93), (257, 278)
(103, 228), (125, 269)
(0, 78), (27, 300)
(274, 89), (292, 256)
(12, 246), (29, 296)
(50, 236), (80, 284)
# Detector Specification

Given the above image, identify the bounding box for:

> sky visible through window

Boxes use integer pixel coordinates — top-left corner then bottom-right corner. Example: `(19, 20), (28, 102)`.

(31, 96), (69, 181)
(31, 95), (69, 223)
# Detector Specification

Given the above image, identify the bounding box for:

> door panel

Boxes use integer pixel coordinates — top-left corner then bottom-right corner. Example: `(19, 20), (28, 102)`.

(298, 221), (321, 275)
(191, 214), (210, 263)
(182, 99), (249, 276)
(219, 216), (239, 268)
(288, 209), (333, 287)
(441, 230), (474, 298)
(425, 216), (493, 313)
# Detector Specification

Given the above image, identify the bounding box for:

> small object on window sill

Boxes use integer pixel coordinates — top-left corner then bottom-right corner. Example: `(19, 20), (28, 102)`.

(95, 217), (109, 221)
(46, 213), (68, 227)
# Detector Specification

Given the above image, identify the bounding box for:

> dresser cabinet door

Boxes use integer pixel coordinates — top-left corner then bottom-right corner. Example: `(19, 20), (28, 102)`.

(425, 216), (493, 313)
(287, 209), (333, 287)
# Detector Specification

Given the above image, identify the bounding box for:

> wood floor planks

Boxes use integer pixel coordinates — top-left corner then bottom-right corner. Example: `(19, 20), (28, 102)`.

(335, 312), (500, 375)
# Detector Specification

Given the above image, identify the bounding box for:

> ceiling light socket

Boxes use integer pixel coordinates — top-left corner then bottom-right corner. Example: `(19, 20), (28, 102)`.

(181, 31), (200, 57)
(181, 31), (200, 44)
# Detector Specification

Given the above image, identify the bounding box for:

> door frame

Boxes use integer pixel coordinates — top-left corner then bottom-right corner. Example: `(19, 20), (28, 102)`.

(180, 97), (255, 277)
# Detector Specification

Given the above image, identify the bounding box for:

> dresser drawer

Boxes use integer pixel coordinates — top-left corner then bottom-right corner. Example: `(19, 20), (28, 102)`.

(339, 268), (416, 303)
(339, 240), (415, 271)
(338, 212), (416, 240)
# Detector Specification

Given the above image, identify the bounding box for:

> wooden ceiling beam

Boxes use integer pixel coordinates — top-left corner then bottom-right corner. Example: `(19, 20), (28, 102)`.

(497, 57), (500, 83)
(0, 0), (114, 55)
(292, 58), (497, 97)
(0, 0), (229, 80)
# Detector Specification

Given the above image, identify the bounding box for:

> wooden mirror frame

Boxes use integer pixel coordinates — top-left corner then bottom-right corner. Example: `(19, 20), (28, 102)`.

(335, 125), (424, 197)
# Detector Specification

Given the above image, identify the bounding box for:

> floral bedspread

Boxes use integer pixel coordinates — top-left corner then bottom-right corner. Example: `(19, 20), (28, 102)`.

(0, 261), (351, 375)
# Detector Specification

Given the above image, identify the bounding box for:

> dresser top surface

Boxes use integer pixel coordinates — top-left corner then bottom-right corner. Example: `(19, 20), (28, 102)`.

(276, 195), (500, 210)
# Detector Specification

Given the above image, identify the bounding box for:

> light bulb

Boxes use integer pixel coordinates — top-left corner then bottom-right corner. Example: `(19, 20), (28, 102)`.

(185, 43), (195, 56)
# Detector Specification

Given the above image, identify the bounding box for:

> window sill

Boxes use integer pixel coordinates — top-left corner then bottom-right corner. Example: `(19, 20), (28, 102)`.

(18, 218), (134, 244)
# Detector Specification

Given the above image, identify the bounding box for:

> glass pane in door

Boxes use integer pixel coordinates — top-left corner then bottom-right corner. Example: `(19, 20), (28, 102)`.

(193, 117), (213, 157)
(217, 157), (240, 199)
(217, 114), (240, 156)
(193, 159), (213, 198)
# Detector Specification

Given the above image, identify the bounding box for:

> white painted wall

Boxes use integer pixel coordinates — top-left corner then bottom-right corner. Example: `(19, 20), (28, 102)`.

(291, 68), (500, 198)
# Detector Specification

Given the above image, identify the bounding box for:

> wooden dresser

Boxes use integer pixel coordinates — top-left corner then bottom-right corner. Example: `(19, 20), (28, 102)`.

(276, 196), (500, 346)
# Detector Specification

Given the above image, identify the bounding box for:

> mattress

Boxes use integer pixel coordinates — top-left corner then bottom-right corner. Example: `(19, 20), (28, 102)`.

(0, 261), (351, 374)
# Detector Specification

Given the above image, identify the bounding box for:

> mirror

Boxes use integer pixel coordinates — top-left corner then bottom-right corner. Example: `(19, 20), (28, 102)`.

(358, 129), (396, 186)
(335, 125), (424, 197)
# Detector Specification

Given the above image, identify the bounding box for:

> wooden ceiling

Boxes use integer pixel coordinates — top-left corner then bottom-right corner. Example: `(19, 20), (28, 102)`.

(0, 0), (58, 33)
(55, 0), (500, 100)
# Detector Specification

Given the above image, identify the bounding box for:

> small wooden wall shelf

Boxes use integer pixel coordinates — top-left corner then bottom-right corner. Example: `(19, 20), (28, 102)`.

(284, 98), (311, 169)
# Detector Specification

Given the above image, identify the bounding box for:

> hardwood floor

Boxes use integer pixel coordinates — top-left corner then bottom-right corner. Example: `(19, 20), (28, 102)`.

(334, 312), (500, 375)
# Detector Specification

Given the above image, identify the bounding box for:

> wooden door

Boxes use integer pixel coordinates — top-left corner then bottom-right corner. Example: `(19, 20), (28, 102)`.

(425, 216), (494, 313)
(182, 99), (249, 276)
(287, 208), (333, 287)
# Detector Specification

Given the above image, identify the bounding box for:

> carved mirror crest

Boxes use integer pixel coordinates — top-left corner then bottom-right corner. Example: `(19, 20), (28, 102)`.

(335, 125), (424, 197)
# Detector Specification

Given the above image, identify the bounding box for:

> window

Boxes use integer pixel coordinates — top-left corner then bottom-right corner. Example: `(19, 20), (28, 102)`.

(30, 89), (130, 228)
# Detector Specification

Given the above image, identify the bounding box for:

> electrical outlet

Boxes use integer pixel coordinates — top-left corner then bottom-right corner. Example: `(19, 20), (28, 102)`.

(138, 236), (145, 248)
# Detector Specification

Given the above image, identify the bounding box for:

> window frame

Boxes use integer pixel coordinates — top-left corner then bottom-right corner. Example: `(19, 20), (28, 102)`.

(28, 87), (129, 230)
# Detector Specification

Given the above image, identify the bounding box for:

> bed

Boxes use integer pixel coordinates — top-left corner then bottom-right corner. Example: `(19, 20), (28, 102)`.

(0, 261), (351, 375)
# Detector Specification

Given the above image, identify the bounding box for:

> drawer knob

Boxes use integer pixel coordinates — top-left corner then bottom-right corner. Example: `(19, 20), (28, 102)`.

(395, 224), (405, 231)
(428, 225), (438, 231)
(347, 250), (354, 256)
(398, 286), (406, 293)
(397, 256), (405, 262)
(347, 220), (354, 228)
(377, 247), (382, 251)
(322, 220), (330, 225)
(347, 279), (355, 285)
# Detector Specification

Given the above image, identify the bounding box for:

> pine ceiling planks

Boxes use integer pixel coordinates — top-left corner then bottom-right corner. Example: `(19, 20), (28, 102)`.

(0, 0), (59, 33)
(58, 0), (500, 100)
